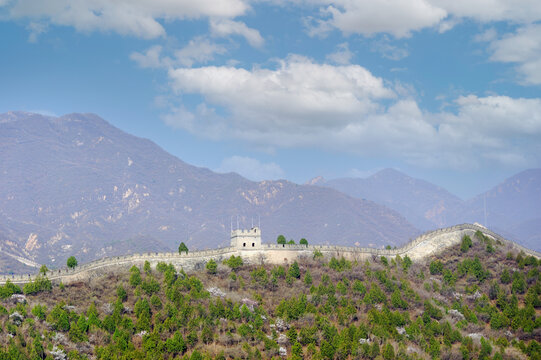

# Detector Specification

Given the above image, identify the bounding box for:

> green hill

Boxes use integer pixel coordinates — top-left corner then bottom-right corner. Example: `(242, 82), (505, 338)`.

(0, 232), (540, 359)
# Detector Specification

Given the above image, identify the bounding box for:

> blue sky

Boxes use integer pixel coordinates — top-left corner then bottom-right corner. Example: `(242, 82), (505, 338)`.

(1, 0), (540, 199)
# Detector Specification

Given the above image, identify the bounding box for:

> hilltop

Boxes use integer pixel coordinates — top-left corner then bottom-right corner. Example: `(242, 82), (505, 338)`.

(0, 229), (539, 359)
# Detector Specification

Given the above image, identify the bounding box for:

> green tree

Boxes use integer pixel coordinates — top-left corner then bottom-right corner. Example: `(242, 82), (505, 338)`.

(250, 266), (269, 287)
(143, 260), (151, 274)
(206, 259), (217, 274)
(178, 242), (189, 254)
(461, 235), (473, 253)
(277, 235), (286, 244)
(292, 342), (303, 360)
(402, 255), (412, 271)
(67, 256), (78, 269)
(429, 260), (443, 275)
(479, 338), (492, 359)
(288, 261), (301, 279)
(500, 268), (511, 284)
(320, 340), (336, 360)
(391, 289), (408, 309)
(304, 269), (313, 286)
(39, 265), (48, 275)
(166, 331), (187, 355)
(512, 273), (526, 294)
(383, 343), (395, 360)
(129, 266), (142, 287)
(300, 238), (308, 245)
(116, 285), (127, 302)
(224, 255), (243, 270)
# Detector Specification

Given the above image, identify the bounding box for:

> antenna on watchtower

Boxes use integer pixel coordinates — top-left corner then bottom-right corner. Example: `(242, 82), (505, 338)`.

(251, 216), (254, 228)
(236, 215), (239, 230)
(230, 216), (233, 232)
(258, 214), (260, 229)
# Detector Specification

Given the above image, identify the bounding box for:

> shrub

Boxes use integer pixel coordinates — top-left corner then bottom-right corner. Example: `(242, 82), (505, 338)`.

(117, 285), (127, 301)
(250, 266), (269, 287)
(461, 235), (472, 253)
(23, 276), (52, 295)
(206, 259), (217, 275)
(67, 256), (78, 268)
(31, 304), (47, 320)
(300, 238), (308, 245)
(277, 235), (286, 244)
(224, 255), (243, 270)
(500, 268), (511, 284)
(288, 261), (301, 279)
(402, 255), (412, 271)
(429, 260), (443, 275)
(0, 280), (21, 299)
(328, 257), (351, 272)
(178, 242), (189, 254)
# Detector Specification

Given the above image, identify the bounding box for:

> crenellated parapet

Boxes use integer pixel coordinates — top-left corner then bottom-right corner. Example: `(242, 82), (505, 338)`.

(230, 227), (262, 249)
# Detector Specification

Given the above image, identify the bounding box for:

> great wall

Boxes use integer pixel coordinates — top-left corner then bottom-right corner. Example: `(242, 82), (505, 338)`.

(1, 223), (539, 285)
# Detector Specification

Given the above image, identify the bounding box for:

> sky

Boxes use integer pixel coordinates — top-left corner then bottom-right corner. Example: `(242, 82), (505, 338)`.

(1, 0), (540, 199)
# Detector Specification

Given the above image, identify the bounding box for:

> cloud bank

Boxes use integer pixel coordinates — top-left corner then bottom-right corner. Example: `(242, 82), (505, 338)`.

(163, 56), (541, 169)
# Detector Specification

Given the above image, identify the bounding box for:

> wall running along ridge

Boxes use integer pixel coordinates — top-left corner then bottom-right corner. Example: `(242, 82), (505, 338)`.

(1, 223), (539, 285)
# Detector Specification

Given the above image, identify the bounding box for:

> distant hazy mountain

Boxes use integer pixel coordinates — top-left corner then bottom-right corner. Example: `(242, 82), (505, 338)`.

(315, 169), (463, 230)
(0, 112), (418, 273)
(456, 169), (541, 251)
(318, 168), (541, 251)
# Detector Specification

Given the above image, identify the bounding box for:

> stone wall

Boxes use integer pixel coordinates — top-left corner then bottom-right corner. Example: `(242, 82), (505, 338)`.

(1, 223), (539, 285)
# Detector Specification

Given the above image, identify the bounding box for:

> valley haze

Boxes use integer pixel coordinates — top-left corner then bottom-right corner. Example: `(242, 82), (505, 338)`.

(1, 111), (540, 275)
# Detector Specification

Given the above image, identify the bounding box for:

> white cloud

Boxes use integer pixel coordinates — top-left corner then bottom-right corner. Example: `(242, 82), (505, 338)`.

(326, 42), (353, 64)
(431, 0), (541, 24)
(370, 36), (409, 60)
(130, 38), (227, 69)
(216, 156), (285, 181)
(174, 37), (227, 67)
(4, 0), (249, 39)
(168, 56), (394, 142)
(26, 21), (48, 42)
(303, 0), (541, 39)
(320, 0), (447, 38)
(488, 24), (541, 85)
(130, 45), (164, 68)
(474, 27), (497, 43)
(210, 19), (264, 48)
(163, 56), (541, 169)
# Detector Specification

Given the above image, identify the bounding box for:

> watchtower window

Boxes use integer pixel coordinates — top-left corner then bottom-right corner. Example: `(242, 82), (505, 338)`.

(282, 244), (285, 248)
(252, 243), (255, 247)
(243, 243), (246, 247)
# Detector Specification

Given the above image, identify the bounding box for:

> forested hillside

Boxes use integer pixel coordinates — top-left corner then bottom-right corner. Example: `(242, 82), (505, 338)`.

(0, 232), (540, 359)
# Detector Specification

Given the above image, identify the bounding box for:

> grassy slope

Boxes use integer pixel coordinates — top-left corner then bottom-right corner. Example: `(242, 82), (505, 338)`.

(0, 233), (540, 360)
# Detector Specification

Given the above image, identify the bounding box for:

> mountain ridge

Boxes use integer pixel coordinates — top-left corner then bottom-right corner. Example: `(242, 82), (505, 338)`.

(318, 167), (541, 251)
(0, 111), (418, 273)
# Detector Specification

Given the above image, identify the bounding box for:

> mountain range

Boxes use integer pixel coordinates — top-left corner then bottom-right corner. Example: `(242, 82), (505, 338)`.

(0, 112), (417, 273)
(1, 111), (539, 274)
(314, 168), (541, 252)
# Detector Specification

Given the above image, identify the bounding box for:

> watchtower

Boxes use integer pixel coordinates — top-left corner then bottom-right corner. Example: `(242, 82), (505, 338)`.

(231, 227), (262, 249)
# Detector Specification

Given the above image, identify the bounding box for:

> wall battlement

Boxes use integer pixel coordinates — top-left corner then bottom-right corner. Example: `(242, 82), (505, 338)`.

(1, 223), (539, 285)
(230, 226), (262, 249)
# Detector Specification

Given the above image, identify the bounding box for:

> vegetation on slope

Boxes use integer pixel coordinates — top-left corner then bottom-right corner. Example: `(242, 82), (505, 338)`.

(0, 232), (540, 359)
